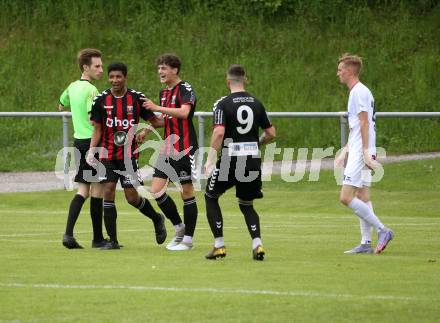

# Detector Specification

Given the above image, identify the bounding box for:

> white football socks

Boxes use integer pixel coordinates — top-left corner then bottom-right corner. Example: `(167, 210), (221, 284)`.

(214, 237), (224, 248)
(348, 198), (385, 232)
(182, 235), (192, 244)
(174, 223), (185, 235)
(360, 201), (373, 244)
(252, 238), (262, 250)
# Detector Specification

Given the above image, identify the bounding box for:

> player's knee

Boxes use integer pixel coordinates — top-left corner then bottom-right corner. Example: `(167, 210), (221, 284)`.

(205, 192), (219, 201)
(90, 183), (103, 199)
(340, 194), (352, 206)
(149, 189), (163, 200)
(125, 194), (138, 206)
(77, 184), (90, 199)
(103, 184), (116, 201)
(355, 191), (369, 202)
(78, 191), (89, 200)
(149, 184), (166, 199)
(181, 185), (194, 200)
(238, 199), (253, 210)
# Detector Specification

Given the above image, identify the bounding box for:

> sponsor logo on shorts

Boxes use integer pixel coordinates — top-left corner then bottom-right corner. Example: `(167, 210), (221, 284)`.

(343, 175), (352, 182)
(179, 170), (191, 180)
(122, 175), (133, 186)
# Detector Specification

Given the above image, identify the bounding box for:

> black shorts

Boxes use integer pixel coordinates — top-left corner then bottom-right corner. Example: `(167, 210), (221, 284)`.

(205, 156), (263, 201)
(100, 158), (143, 188)
(73, 138), (100, 184)
(153, 153), (196, 185)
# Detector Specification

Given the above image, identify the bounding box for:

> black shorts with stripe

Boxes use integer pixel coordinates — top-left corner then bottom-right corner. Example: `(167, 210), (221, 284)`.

(153, 153), (197, 185)
(205, 156), (263, 201)
(100, 158), (143, 188)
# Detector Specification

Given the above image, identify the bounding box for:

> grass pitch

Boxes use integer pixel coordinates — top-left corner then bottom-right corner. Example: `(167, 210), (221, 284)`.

(0, 159), (439, 322)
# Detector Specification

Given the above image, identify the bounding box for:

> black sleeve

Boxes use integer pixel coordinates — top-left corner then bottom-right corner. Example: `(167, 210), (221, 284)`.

(259, 103), (272, 129)
(212, 97), (226, 127)
(90, 94), (103, 124)
(137, 93), (155, 121)
(180, 82), (196, 106)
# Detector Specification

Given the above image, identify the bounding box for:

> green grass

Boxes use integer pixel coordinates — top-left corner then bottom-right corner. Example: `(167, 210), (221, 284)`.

(0, 159), (439, 322)
(0, 1), (439, 171)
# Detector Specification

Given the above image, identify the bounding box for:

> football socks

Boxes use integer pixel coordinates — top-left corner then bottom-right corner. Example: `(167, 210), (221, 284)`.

(90, 197), (104, 242)
(348, 198), (385, 232)
(239, 203), (261, 240)
(65, 194), (86, 236)
(360, 201), (374, 244)
(103, 200), (118, 243)
(205, 193), (223, 238)
(136, 197), (161, 223)
(183, 197), (198, 237)
(155, 193), (183, 226)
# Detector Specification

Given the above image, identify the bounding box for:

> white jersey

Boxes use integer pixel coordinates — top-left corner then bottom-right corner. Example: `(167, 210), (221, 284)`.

(347, 82), (376, 155)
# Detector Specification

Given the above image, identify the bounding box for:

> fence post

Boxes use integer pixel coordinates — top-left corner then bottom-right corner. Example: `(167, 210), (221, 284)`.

(197, 115), (205, 185)
(339, 114), (348, 147)
(62, 115), (70, 189)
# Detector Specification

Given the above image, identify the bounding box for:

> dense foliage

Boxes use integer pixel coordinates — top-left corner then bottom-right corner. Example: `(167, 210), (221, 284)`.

(0, 0), (439, 170)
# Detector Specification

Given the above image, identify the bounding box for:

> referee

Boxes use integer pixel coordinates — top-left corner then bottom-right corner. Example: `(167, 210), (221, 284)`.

(58, 48), (106, 249)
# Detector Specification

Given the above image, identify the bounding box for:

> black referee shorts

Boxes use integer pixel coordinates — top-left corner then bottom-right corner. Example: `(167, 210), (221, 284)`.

(73, 138), (100, 184)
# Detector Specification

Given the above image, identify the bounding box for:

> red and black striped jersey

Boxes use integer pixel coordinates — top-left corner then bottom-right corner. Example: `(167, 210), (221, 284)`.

(159, 81), (198, 156)
(90, 88), (155, 161)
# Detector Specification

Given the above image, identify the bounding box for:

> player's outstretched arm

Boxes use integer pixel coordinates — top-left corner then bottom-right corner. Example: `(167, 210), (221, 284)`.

(136, 115), (164, 143)
(142, 98), (191, 119)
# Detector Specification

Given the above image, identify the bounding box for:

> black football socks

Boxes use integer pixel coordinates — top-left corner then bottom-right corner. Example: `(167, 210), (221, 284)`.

(90, 197), (104, 242)
(183, 197), (198, 237)
(65, 194), (86, 236)
(155, 193), (182, 226)
(205, 193), (223, 238)
(239, 202), (261, 239)
(136, 197), (161, 223)
(103, 200), (118, 243)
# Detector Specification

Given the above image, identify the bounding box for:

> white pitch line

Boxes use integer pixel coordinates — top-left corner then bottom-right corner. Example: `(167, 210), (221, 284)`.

(0, 210), (135, 216)
(0, 239), (61, 243)
(0, 210), (437, 221)
(0, 282), (424, 302)
(1, 223), (438, 238)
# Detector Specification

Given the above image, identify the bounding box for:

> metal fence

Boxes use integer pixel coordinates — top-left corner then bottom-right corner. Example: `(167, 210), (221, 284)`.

(1, 111), (440, 188)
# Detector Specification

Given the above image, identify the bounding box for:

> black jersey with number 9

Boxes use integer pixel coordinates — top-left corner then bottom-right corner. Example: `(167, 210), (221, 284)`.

(212, 92), (272, 148)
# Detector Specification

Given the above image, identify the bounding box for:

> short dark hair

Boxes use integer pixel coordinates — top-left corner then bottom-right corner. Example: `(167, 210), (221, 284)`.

(156, 53), (181, 74)
(227, 64), (246, 82)
(77, 48), (102, 72)
(107, 62), (127, 76)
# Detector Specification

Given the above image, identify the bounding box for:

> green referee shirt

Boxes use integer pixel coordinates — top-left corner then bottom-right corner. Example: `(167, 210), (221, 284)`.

(59, 79), (99, 139)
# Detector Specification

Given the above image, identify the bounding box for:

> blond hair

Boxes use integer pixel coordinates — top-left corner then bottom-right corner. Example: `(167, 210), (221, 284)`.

(338, 53), (363, 75)
(77, 48), (102, 72)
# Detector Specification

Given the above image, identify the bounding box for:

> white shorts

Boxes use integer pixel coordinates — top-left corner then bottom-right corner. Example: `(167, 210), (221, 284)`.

(343, 152), (372, 188)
